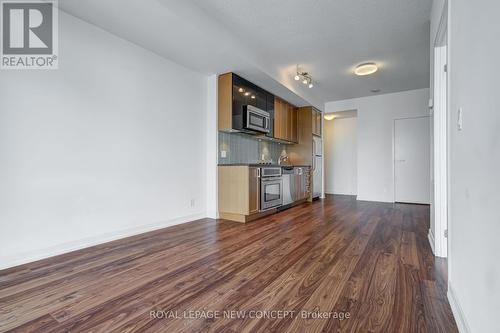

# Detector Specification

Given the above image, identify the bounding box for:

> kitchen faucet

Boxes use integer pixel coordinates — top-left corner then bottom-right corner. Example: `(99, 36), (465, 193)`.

(278, 155), (289, 165)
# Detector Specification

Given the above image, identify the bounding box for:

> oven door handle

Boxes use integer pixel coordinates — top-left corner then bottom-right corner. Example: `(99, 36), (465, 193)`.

(261, 177), (282, 182)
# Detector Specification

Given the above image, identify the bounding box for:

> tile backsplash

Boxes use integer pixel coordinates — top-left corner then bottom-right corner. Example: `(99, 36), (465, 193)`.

(218, 131), (288, 164)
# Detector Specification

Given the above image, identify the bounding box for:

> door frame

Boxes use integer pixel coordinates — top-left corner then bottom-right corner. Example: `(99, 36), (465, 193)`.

(392, 115), (431, 204)
(431, 0), (449, 258)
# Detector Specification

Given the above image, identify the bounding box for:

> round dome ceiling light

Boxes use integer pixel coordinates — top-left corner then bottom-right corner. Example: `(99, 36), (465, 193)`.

(354, 63), (378, 76)
(324, 114), (336, 121)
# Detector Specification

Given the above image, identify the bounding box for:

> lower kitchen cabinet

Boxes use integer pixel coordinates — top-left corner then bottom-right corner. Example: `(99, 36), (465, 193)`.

(218, 166), (264, 222)
(248, 167), (260, 214)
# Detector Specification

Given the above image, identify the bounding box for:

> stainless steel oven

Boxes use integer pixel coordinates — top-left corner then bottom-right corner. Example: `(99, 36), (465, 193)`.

(260, 167), (282, 210)
(243, 105), (270, 134)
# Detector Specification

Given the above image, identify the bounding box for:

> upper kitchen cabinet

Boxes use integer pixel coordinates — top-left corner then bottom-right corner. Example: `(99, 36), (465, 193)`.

(311, 108), (322, 137)
(218, 73), (274, 137)
(290, 103), (298, 143)
(274, 97), (285, 140)
(288, 106), (321, 167)
(274, 97), (298, 143)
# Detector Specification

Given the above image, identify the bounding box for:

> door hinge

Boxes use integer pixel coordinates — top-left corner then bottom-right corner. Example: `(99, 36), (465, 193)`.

(444, 229), (448, 238)
(444, 64), (448, 73)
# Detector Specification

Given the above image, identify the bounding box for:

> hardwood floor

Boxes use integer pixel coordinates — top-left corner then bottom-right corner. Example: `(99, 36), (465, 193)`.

(0, 195), (458, 332)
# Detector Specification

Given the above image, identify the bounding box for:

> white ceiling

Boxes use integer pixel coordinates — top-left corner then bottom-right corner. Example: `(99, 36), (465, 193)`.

(59, 0), (432, 106)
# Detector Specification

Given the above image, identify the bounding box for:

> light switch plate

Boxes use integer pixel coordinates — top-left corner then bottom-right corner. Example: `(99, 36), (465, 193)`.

(221, 150), (227, 158)
(457, 108), (463, 131)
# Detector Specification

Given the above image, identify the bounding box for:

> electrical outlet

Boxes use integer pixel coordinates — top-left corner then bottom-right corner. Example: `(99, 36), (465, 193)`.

(221, 150), (227, 158)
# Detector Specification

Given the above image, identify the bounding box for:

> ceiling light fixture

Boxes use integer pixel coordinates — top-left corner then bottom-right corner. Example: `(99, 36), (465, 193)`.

(354, 62), (378, 76)
(324, 114), (335, 121)
(294, 64), (315, 89)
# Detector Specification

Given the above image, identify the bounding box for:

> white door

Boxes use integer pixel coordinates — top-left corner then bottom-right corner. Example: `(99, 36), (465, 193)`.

(394, 117), (431, 204)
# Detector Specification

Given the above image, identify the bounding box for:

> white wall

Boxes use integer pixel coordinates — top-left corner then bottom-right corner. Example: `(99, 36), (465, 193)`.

(205, 75), (218, 219)
(443, 1), (500, 332)
(325, 88), (430, 202)
(0, 11), (209, 269)
(324, 117), (357, 195)
(428, 0), (447, 258)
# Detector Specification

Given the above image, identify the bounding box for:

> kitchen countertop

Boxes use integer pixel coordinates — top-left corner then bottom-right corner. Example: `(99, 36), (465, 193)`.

(218, 163), (311, 168)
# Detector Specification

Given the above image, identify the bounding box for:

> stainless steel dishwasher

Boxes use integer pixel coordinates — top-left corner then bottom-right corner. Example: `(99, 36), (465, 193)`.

(281, 166), (294, 206)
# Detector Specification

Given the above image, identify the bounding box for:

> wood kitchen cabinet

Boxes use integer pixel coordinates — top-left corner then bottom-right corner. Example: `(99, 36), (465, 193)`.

(248, 167), (260, 215)
(274, 97), (298, 143)
(218, 72), (300, 143)
(218, 166), (263, 222)
(273, 98), (284, 140)
(218, 73), (275, 137)
(288, 106), (320, 201)
(290, 104), (298, 142)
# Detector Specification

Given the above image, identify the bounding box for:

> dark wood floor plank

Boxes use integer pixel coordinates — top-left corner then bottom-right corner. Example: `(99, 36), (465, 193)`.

(42, 204), (331, 332)
(0, 219), (220, 288)
(1, 205), (320, 331)
(422, 280), (458, 332)
(322, 204), (401, 332)
(401, 231), (420, 268)
(209, 225), (349, 333)
(383, 262), (428, 333)
(114, 203), (353, 333)
(285, 212), (380, 333)
(349, 216), (402, 332)
(0, 195), (458, 333)
(0, 223), (273, 330)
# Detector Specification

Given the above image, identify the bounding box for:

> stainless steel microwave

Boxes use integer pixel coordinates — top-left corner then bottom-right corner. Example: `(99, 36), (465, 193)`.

(243, 105), (270, 134)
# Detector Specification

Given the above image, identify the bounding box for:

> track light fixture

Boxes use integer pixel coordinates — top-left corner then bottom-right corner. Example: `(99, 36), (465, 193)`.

(294, 64), (314, 89)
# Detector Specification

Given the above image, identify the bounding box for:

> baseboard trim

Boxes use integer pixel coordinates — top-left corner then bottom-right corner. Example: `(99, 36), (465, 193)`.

(0, 212), (206, 270)
(448, 282), (471, 333)
(428, 229), (435, 254)
(325, 190), (357, 196)
(356, 196), (394, 203)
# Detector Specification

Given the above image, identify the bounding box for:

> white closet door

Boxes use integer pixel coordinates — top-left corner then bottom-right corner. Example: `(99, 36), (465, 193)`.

(394, 117), (431, 204)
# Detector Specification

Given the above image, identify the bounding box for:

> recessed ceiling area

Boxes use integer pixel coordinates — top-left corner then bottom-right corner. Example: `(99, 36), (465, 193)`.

(59, 0), (432, 105)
